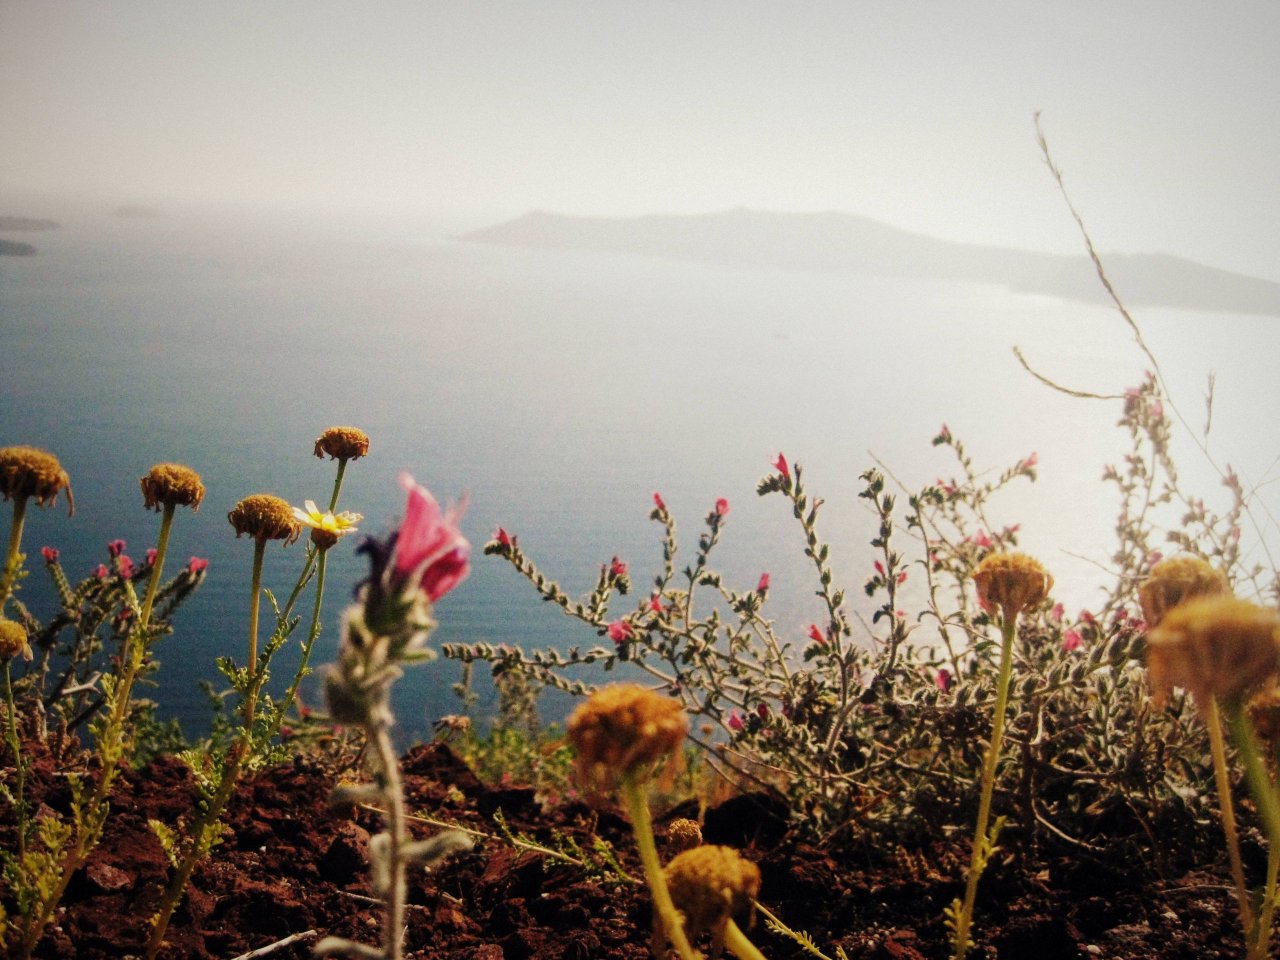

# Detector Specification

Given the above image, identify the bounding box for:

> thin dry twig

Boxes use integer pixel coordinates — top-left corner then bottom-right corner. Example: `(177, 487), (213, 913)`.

(228, 929), (318, 960)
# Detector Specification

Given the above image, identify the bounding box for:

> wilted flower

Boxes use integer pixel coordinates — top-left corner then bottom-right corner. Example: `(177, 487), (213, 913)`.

(314, 426), (370, 462)
(0, 445), (73, 513)
(1146, 595), (1280, 710)
(663, 845), (761, 944)
(973, 552), (1053, 620)
(0, 618), (31, 661)
(292, 500), (363, 551)
(1139, 555), (1228, 629)
(228, 495), (301, 545)
(567, 683), (687, 794)
(140, 463), (205, 512)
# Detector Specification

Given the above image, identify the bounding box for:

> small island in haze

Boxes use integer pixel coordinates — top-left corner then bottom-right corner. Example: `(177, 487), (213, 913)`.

(465, 209), (1280, 317)
(0, 215), (59, 256)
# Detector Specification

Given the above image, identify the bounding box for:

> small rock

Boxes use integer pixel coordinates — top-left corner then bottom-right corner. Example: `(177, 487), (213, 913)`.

(85, 861), (132, 892)
(1085, 947), (1102, 956)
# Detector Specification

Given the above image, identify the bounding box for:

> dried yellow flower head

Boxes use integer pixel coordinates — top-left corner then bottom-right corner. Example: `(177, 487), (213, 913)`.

(1146, 595), (1280, 710)
(664, 845), (761, 943)
(667, 818), (703, 854)
(314, 426), (370, 462)
(0, 446), (73, 514)
(0, 618), (31, 661)
(973, 552), (1053, 619)
(1249, 686), (1280, 747)
(567, 684), (688, 793)
(228, 495), (301, 545)
(1139, 555), (1228, 628)
(140, 463), (205, 513)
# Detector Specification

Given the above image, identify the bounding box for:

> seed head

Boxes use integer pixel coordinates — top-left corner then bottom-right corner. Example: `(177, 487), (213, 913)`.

(139, 463), (205, 512)
(0, 446), (73, 514)
(567, 683), (687, 793)
(228, 495), (301, 545)
(667, 818), (703, 854)
(973, 552), (1053, 619)
(314, 426), (370, 462)
(664, 845), (760, 942)
(1139, 555), (1228, 628)
(0, 618), (31, 661)
(1146, 595), (1280, 710)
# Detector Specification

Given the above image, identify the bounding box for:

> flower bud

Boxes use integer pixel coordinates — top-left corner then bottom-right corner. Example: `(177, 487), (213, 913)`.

(567, 684), (687, 794)
(973, 552), (1053, 619)
(314, 426), (370, 462)
(139, 463), (205, 512)
(228, 495), (301, 545)
(663, 845), (760, 942)
(1146, 595), (1280, 710)
(1139, 555), (1228, 628)
(0, 446), (73, 513)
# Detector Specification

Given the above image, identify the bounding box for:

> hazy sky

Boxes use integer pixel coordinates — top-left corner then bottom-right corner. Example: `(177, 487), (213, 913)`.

(3, 1), (1278, 276)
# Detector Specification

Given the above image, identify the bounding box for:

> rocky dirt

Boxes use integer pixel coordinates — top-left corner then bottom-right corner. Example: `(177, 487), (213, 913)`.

(1, 735), (1261, 959)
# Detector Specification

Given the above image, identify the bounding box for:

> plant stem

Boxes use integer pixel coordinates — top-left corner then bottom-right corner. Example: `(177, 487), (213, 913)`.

(0, 497), (29, 612)
(245, 538), (266, 731)
(280, 548), (327, 718)
(1226, 701), (1280, 960)
(138, 503), (176, 628)
(371, 708), (407, 960)
(619, 771), (699, 960)
(4, 659), (26, 858)
(952, 612), (1017, 960)
(724, 918), (770, 960)
(328, 458), (349, 512)
(1204, 697), (1255, 940)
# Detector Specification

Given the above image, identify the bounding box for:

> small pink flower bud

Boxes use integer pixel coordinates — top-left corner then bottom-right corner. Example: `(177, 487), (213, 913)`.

(41, 546), (59, 564)
(935, 668), (952, 692)
(756, 572), (770, 593)
(107, 539), (126, 559)
(1062, 629), (1084, 652)
(808, 624), (826, 645)
(187, 557), (209, 574)
(773, 453), (790, 479)
(95, 564), (109, 580)
(146, 548), (158, 566)
(653, 492), (666, 511)
(649, 593), (662, 613)
(727, 711), (745, 732)
(1050, 602), (1065, 625)
(118, 555), (134, 579)
(896, 571), (908, 585)
(610, 556), (628, 578)
(714, 498), (729, 517)
(874, 560), (886, 577)
(607, 620), (633, 644)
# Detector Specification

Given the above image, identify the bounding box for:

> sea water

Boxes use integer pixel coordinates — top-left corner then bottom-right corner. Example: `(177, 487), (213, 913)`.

(2, 206), (1277, 740)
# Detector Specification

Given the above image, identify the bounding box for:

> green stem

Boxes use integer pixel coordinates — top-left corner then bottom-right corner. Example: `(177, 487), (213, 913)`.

(328, 458), (349, 512)
(245, 538), (266, 731)
(1205, 697), (1255, 940)
(1257, 835), (1280, 960)
(281, 549), (327, 719)
(4, 660), (26, 859)
(620, 772), (699, 960)
(0, 497), (29, 613)
(724, 918), (770, 960)
(952, 612), (1017, 960)
(138, 504), (176, 629)
(1227, 701), (1280, 960)
(145, 743), (247, 960)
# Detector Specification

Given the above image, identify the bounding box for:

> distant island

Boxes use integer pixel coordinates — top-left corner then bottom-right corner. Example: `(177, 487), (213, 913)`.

(465, 209), (1280, 317)
(0, 216), (59, 232)
(0, 239), (37, 256)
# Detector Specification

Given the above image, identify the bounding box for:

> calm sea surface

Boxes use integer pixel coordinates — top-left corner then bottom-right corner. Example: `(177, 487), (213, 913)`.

(2, 207), (1278, 739)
